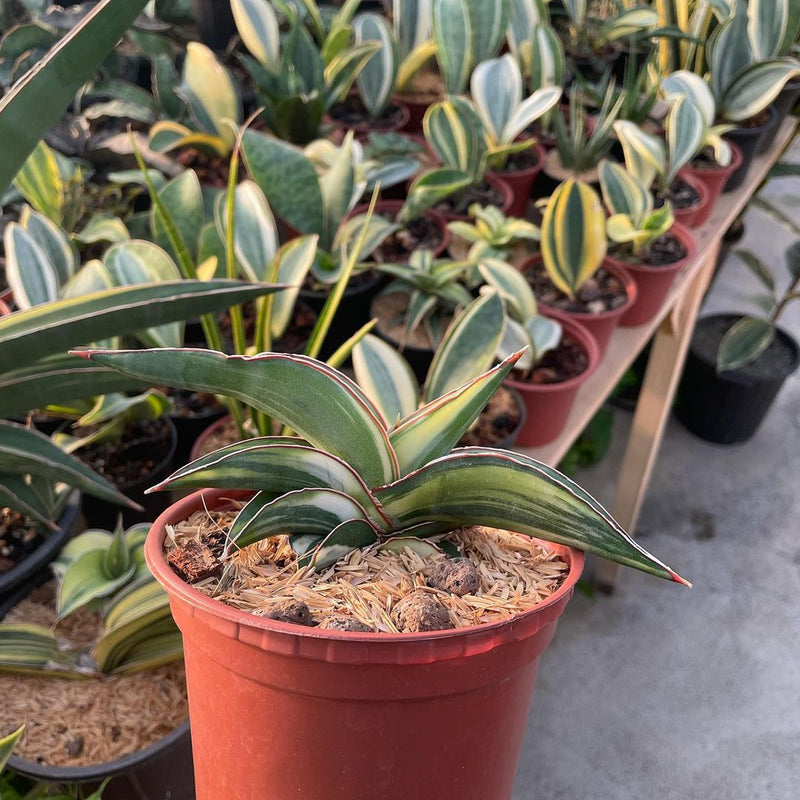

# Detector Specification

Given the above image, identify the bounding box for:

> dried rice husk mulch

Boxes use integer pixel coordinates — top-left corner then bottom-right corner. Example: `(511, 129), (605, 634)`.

(165, 503), (569, 633)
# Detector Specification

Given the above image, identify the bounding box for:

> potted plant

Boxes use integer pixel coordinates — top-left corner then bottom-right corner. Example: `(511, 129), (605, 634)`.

(520, 178), (637, 354)
(478, 256), (601, 446)
(678, 242), (800, 443)
(470, 54), (562, 216)
(446, 203), (541, 265)
(598, 160), (695, 327)
(75, 342), (689, 799)
(1, 522), (192, 799)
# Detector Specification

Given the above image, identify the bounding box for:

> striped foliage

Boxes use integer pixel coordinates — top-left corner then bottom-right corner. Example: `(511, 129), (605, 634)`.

(507, 0), (549, 55)
(354, 13), (398, 118)
(394, 0), (433, 59)
(231, 0), (281, 71)
(524, 22), (566, 91)
(433, 0), (472, 94)
(664, 95), (706, 184)
(540, 179), (607, 298)
(424, 97), (487, 182)
(613, 120), (666, 190)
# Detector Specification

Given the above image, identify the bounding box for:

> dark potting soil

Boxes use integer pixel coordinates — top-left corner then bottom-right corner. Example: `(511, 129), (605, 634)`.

(167, 389), (224, 419)
(437, 181), (504, 216)
(690, 147), (725, 170)
(175, 148), (242, 188)
(692, 315), (798, 380)
(218, 300), (317, 353)
(328, 95), (406, 130)
(457, 386), (522, 446)
(525, 262), (628, 314)
(738, 109), (770, 129)
(372, 215), (443, 263)
(662, 177), (700, 210)
(302, 269), (376, 293)
(498, 146), (542, 173)
(610, 231), (688, 267)
(0, 509), (43, 575)
(512, 335), (589, 385)
(72, 417), (172, 490)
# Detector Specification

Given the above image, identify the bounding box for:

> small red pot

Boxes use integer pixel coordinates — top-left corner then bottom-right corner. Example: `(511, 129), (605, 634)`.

(426, 172), (515, 224)
(521, 256), (638, 357)
(671, 169), (710, 229)
(606, 223), (696, 328)
(146, 488), (584, 800)
(487, 143), (547, 218)
(505, 310), (600, 448)
(393, 95), (435, 134)
(349, 199), (450, 260)
(680, 142), (744, 226)
(0, 298), (11, 317)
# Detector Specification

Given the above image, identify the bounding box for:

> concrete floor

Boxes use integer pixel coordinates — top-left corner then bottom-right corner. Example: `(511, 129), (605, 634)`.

(514, 141), (800, 800)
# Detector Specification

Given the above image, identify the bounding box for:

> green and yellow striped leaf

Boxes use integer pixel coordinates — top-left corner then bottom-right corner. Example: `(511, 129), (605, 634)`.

(721, 58), (800, 121)
(424, 97), (487, 183)
(232, 0), (281, 71)
(471, 54), (523, 145)
(3, 222), (60, 309)
(399, 168), (472, 224)
(152, 170), (204, 261)
(0, 725), (23, 772)
(311, 518), (381, 569)
(268, 235), (319, 339)
(0, 624), (84, 677)
(433, 0), (472, 94)
(20, 206), (78, 285)
(354, 13), (398, 118)
(467, 0), (511, 63)
(748, 0), (787, 58)
(665, 95), (706, 184)
(597, 6), (658, 45)
(507, 0), (548, 56)
(661, 70), (717, 126)
(375, 448), (691, 584)
(12, 136), (63, 225)
(599, 159), (652, 223)
(323, 41), (382, 109)
(477, 258), (538, 323)
(540, 179), (607, 298)
(57, 548), (136, 619)
(525, 22), (565, 91)
(613, 121), (666, 190)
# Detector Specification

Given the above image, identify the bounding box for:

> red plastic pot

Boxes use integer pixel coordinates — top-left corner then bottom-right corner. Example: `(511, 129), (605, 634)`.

(671, 169), (710, 229)
(505, 310), (600, 448)
(427, 172), (515, 224)
(146, 488), (584, 800)
(681, 142), (743, 227)
(0, 297), (10, 317)
(393, 95), (434, 134)
(607, 222), (696, 327)
(486, 143), (547, 218)
(189, 413), (234, 462)
(521, 256), (637, 357)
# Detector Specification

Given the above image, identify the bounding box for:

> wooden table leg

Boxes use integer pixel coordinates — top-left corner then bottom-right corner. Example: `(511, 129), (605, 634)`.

(595, 243), (721, 592)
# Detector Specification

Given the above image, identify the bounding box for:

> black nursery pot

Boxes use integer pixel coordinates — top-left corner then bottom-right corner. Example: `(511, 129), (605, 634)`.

(0, 491), (80, 607)
(676, 314), (800, 444)
(759, 78), (800, 152)
(169, 397), (226, 467)
(191, 0), (237, 51)
(723, 106), (777, 192)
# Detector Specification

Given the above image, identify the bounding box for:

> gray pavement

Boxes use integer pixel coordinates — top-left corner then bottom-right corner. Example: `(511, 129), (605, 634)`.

(513, 138), (800, 800)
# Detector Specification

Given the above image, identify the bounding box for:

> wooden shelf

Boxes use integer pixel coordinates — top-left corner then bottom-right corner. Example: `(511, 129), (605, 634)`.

(518, 116), (799, 469)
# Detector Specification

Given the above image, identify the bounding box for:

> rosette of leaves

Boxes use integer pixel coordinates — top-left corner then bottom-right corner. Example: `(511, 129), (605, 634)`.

(598, 160), (675, 258)
(447, 204), (540, 262)
(74, 345), (690, 585)
(513, 20), (567, 95)
(0, 521), (182, 677)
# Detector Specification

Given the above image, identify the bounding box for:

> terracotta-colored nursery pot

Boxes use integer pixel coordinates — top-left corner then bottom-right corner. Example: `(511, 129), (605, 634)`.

(487, 143), (547, 218)
(671, 169), (710, 229)
(426, 172), (515, 224)
(608, 222), (696, 327)
(0, 297), (10, 317)
(522, 256), (638, 357)
(146, 489), (584, 800)
(506, 310), (600, 448)
(681, 141), (744, 226)
(188, 413), (234, 462)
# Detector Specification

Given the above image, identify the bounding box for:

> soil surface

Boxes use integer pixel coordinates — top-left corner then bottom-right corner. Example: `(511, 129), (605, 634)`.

(436, 181), (504, 217)
(175, 148), (241, 188)
(397, 66), (445, 104)
(72, 417), (172, 490)
(495, 146), (542, 173)
(738, 109), (770, 128)
(662, 176), (700, 210)
(372, 214), (444, 263)
(511, 335), (589, 385)
(690, 147), (726, 170)
(373, 291), (452, 350)
(0, 508), (42, 575)
(692, 315), (798, 380)
(458, 386), (522, 446)
(219, 300), (317, 353)
(167, 389), (224, 420)
(610, 231), (688, 267)
(525, 262), (628, 314)
(328, 95), (406, 131)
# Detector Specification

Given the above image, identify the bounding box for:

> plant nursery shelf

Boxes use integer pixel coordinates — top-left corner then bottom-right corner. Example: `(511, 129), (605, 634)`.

(517, 116), (798, 589)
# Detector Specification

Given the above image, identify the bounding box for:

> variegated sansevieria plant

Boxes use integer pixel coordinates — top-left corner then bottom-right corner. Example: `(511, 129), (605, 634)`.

(599, 161), (675, 258)
(352, 12), (400, 120)
(75, 346), (690, 585)
(447, 203), (540, 262)
(540, 178), (608, 299)
(393, 0), (437, 93)
(0, 521), (182, 677)
(519, 21), (566, 94)
(559, 0), (658, 59)
(470, 54), (562, 170)
(424, 96), (488, 184)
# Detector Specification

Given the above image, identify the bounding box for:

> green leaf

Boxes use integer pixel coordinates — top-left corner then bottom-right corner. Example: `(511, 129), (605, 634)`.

(0, 280), (282, 372)
(466, 0), (510, 63)
(57, 549), (136, 618)
(598, 160), (652, 222)
(317, 133), (359, 253)
(322, 41), (381, 110)
(0, 624), (83, 677)
(0, 726), (24, 773)
(354, 13), (398, 118)
(736, 249), (776, 292)
(785, 240), (800, 279)
(152, 170), (204, 261)
(53, 530), (113, 577)
(721, 58), (800, 121)
(376, 448), (690, 585)
(232, 0), (281, 71)
(3, 222), (60, 309)
(614, 120), (667, 189)
(12, 139), (63, 225)
(311, 518), (379, 569)
(75, 214), (130, 246)
(665, 95), (706, 185)
(717, 316), (776, 371)
(79, 349), (399, 486)
(526, 22), (566, 91)
(399, 168), (472, 224)
(749, 0), (788, 58)
(0, 0), (152, 197)
(269, 235), (319, 339)
(424, 96), (488, 183)
(477, 258), (538, 323)
(433, 0), (472, 94)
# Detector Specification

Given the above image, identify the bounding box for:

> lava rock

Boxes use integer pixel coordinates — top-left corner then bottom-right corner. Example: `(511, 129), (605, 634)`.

(263, 599), (314, 626)
(427, 558), (480, 597)
(319, 614), (374, 632)
(391, 589), (454, 632)
(167, 541), (223, 583)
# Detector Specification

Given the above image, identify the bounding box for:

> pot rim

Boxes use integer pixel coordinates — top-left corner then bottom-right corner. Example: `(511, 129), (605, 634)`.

(504, 309), (601, 394)
(145, 488), (585, 645)
(674, 167), (710, 212)
(486, 142), (547, 180)
(685, 139), (744, 176)
(326, 94), (411, 136)
(424, 172), (515, 222)
(605, 221), (696, 276)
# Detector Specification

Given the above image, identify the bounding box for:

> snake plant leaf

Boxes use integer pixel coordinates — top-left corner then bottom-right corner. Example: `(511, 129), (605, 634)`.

(0, 354), (149, 418)
(77, 349), (399, 486)
(0, 725), (24, 773)
(232, 0), (281, 71)
(0, 0), (151, 196)
(0, 624), (86, 677)
(228, 488), (384, 552)
(0, 280), (281, 373)
(721, 58), (800, 121)
(152, 171), (204, 262)
(20, 206), (79, 284)
(318, 133), (359, 253)
(74, 214), (130, 247)
(613, 121), (666, 190)
(103, 523), (132, 578)
(708, 1), (753, 102)
(103, 630), (183, 676)
(375, 448), (691, 585)
(214, 180), (279, 283)
(354, 13), (398, 118)
(149, 437), (387, 525)
(334, 214), (400, 263)
(665, 95), (707, 185)
(57, 549), (136, 619)
(179, 42), (240, 151)
(433, 0), (472, 94)
(525, 22), (565, 91)
(508, 0), (548, 54)
(269, 235), (319, 339)
(0, 421), (137, 511)
(242, 129), (325, 241)
(377, 537), (443, 558)
(527, 315), (562, 362)
(477, 258), (539, 323)
(717, 316), (776, 372)
(102, 577), (169, 631)
(3, 222), (59, 309)
(148, 121), (229, 157)
(540, 179), (607, 298)
(598, 160), (652, 222)
(153, 53), (183, 119)
(466, 0), (511, 63)
(424, 97), (488, 183)
(311, 518), (381, 569)
(0, 476), (58, 529)
(394, 0), (433, 58)
(353, 334), (420, 426)
(748, 0), (788, 58)
(398, 168), (472, 224)
(596, 6), (658, 45)
(53, 530), (114, 577)
(661, 70), (716, 126)
(424, 290), (505, 402)
(323, 41), (382, 110)
(389, 350), (522, 476)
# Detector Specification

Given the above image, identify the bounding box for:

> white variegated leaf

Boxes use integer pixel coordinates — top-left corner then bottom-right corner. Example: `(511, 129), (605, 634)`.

(3, 222), (59, 309)
(354, 13), (398, 119)
(231, 0), (281, 71)
(661, 70), (717, 126)
(471, 54), (522, 144)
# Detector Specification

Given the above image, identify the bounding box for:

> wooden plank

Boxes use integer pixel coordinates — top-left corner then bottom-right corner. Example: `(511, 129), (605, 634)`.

(517, 116), (798, 468)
